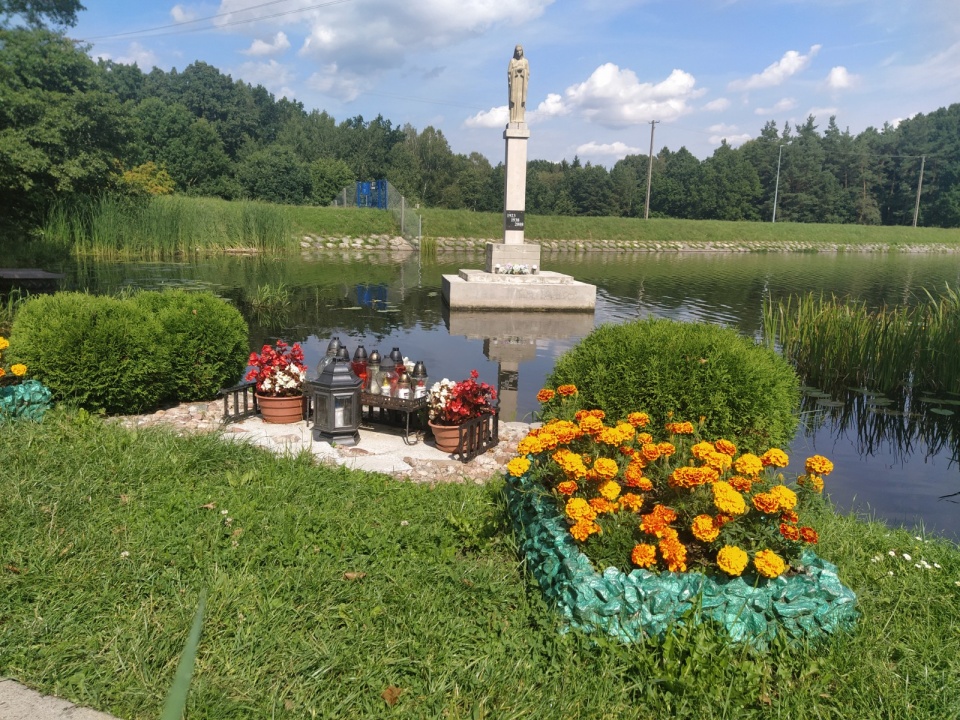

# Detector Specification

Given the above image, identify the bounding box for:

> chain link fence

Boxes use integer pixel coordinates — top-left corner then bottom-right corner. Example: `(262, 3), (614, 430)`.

(332, 180), (422, 248)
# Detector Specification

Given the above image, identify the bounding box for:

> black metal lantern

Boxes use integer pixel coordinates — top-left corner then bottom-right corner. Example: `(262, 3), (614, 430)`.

(307, 357), (362, 446)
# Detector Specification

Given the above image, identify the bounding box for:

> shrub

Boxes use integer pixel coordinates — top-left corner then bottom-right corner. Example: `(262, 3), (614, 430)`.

(546, 318), (799, 452)
(9, 293), (169, 413)
(132, 290), (248, 401)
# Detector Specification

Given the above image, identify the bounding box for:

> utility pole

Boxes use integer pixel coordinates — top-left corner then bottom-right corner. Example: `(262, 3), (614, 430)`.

(644, 120), (659, 220)
(913, 155), (925, 228)
(772, 144), (784, 223)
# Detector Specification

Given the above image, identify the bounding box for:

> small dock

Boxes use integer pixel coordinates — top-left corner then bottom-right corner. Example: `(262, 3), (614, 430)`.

(0, 268), (65, 291)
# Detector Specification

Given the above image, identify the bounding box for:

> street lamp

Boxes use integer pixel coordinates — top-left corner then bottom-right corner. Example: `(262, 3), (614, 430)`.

(772, 144), (784, 223)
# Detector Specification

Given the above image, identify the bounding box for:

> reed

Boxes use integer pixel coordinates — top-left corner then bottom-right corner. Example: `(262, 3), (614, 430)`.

(763, 286), (960, 396)
(0, 289), (26, 336)
(42, 196), (295, 258)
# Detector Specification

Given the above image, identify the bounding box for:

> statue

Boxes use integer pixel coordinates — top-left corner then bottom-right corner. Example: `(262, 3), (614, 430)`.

(507, 44), (529, 124)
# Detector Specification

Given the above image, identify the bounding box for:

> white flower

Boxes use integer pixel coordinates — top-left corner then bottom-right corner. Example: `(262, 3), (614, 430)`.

(120, 550), (130, 558)
(888, 571), (894, 576)
(934, 563), (942, 569)
(871, 555), (883, 563)
(903, 553), (912, 561)
(400, 520), (409, 526)
(888, 550), (897, 557)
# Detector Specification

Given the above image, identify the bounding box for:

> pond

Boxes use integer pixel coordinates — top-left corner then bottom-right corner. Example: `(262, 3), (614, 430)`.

(42, 249), (960, 540)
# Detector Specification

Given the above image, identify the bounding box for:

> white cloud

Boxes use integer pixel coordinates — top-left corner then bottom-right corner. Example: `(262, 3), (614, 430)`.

(242, 31), (291, 57)
(703, 98), (730, 111)
(887, 40), (960, 90)
(98, 42), (159, 69)
(564, 64), (703, 128)
(825, 66), (858, 90)
(464, 93), (568, 128)
(707, 123), (750, 146)
(170, 4), (197, 24)
(531, 93), (569, 119)
(729, 45), (821, 91)
(305, 63), (364, 102)
(233, 60), (295, 97)
(464, 106), (509, 128)
(807, 106), (838, 120)
(755, 98), (797, 115)
(575, 141), (642, 158)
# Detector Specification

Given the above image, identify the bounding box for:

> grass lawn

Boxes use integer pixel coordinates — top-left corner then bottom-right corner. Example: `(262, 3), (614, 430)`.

(2, 411), (959, 718)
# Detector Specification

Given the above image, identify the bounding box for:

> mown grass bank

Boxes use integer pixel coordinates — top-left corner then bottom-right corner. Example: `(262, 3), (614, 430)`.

(2, 413), (959, 719)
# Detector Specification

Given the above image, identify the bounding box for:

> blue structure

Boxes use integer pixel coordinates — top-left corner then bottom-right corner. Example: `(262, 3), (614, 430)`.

(356, 179), (388, 209)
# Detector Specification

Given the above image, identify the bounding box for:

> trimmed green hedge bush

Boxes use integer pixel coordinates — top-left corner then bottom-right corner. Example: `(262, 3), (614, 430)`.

(547, 318), (800, 452)
(10, 290), (248, 414)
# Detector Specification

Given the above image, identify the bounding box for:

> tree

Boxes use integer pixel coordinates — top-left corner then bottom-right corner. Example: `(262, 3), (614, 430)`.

(309, 157), (353, 205)
(699, 141), (761, 221)
(0, 0), (83, 28)
(235, 144), (312, 204)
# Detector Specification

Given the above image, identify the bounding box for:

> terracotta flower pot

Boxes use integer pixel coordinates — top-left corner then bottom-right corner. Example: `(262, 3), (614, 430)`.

(256, 393), (306, 424)
(428, 420), (462, 453)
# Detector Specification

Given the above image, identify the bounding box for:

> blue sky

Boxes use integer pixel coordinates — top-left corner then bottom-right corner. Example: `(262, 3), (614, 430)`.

(72, 0), (960, 166)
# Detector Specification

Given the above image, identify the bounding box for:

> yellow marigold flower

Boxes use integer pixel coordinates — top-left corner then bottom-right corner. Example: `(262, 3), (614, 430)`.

(598, 479), (621, 501)
(619, 492), (644, 512)
(0, 336), (9, 351)
(657, 442), (676, 457)
(691, 441), (715, 460)
(557, 480), (578, 496)
(714, 439), (737, 457)
(589, 497), (618, 515)
(506, 457), (531, 478)
(536, 388), (556, 403)
(805, 455), (834, 476)
(659, 536), (688, 572)
(578, 415), (604, 436)
(669, 465), (718, 489)
(716, 545), (749, 576)
(729, 475), (752, 492)
(641, 443), (661, 461)
(593, 458), (619, 481)
(516, 436), (543, 455)
(538, 431), (559, 450)
(575, 408), (605, 421)
(733, 453), (763, 476)
(801, 474), (825, 493)
(554, 449), (588, 480)
(597, 427), (625, 446)
(754, 549), (788, 578)
(760, 448), (789, 468)
(557, 384), (578, 397)
(769, 484), (798, 511)
(624, 463), (653, 490)
(627, 412), (650, 428)
(631, 543), (657, 568)
(10, 363), (24, 377)
(565, 497), (597, 523)
(752, 492), (780, 514)
(569, 520), (601, 542)
(636, 432), (653, 444)
(691, 514), (720, 542)
(703, 451), (732, 473)
(665, 421), (694, 435)
(712, 482), (747, 515)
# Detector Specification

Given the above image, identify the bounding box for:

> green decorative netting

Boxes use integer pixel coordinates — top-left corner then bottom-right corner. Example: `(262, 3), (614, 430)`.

(0, 380), (53, 422)
(506, 470), (858, 650)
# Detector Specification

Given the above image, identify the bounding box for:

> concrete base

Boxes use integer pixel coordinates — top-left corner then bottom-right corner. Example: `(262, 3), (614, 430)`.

(442, 270), (596, 310)
(486, 242), (541, 272)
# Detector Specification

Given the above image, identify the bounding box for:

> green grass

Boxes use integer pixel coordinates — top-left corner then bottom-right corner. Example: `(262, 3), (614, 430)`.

(2, 412), (959, 718)
(284, 205), (397, 239)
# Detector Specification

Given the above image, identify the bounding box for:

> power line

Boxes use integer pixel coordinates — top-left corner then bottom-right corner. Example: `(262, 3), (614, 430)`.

(79, 0), (351, 42)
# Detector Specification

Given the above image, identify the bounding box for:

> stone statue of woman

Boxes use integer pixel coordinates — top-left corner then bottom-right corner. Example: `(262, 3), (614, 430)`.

(507, 44), (529, 124)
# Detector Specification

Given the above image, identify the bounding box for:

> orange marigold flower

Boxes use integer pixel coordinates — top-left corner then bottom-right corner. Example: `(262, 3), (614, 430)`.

(733, 453), (764, 476)
(506, 457), (531, 477)
(729, 475), (752, 492)
(598, 479), (622, 501)
(805, 454), (834, 476)
(769, 484), (798, 511)
(665, 421), (695, 435)
(659, 536), (688, 572)
(799, 473), (825, 493)
(799, 526), (819, 544)
(691, 441), (715, 460)
(691, 514), (720, 542)
(760, 448), (790, 468)
(714, 439), (737, 457)
(715, 513), (734, 527)
(619, 446), (635, 456)
(631, 543), (657, 568)
(641, 443), (662, 461)
(636, 432), (653, 445)
(615, 422), (636, 441)
(578, 415), (604, 437)
(557, 480), (579, 496)
(597, 427), (626, 446)
(624, 463), (653, 490)
(752, 492), (780, 514)
(627, 412), (650, 428)
(554, 449), (588, 480)
(712, 482), (747, 515)
(593, 457), (620, 481)
(779, 523), (801, 541)
(651, 504), (678, 523)
(657, 442), (676, 457)
(536, 388), (556, 403)
(619, 492), (644, 512)
(551, 421), (582, 444)
(570, 520), (601, 542)
(754, 549), (788, 578)
(557, 384), (578, 397)
(780, 509), (799, 524)
(516, 435), (543, 455)
(669, 465), (718, 489)
(538, 431), (559, 450)
(703, 450), (733, 473)
(589, 497), (618, 514)
(640, 505), (677, 537)
(717, 545), (749, 576)
(565, 497), (597, 523)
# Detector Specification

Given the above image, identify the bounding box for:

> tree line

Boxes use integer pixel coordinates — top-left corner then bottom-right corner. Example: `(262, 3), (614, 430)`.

(2, 9), (959, 229)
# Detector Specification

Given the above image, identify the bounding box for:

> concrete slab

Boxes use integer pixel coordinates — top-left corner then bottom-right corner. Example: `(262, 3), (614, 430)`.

(0, 679), (120, 720)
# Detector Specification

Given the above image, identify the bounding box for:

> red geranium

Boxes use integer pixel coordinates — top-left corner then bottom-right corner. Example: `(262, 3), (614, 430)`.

(245, 340), (307, 397)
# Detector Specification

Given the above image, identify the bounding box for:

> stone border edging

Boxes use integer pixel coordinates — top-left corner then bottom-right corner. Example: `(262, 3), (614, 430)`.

(505, 470), (859, 649)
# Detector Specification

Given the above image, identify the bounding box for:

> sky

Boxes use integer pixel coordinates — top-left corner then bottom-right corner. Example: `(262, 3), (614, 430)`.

(70, 0), (960, 167)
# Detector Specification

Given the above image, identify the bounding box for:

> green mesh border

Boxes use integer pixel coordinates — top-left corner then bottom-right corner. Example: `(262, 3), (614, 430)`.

(505, 470), (858, 649)
(0, 379), (53, 423)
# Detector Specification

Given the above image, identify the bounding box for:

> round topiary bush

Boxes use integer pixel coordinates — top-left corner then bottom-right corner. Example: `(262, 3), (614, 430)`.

(547, 318), (800, 451)
(131, 289), (248, 402)
(10, 292), (170, 413)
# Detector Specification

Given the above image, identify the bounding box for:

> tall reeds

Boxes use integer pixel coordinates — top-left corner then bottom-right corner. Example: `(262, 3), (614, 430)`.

(42, 195), (294, 258)
(762, 285), (960, 396)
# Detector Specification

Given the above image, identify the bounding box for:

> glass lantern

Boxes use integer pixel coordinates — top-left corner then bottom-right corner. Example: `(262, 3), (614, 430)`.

(411, 361), (429, 399)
